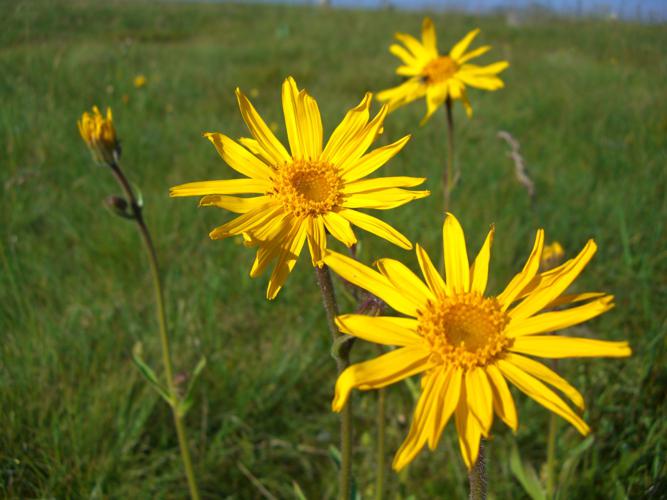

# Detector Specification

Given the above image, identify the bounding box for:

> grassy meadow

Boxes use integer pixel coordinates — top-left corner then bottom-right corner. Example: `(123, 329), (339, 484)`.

(1, 0), (666, 497)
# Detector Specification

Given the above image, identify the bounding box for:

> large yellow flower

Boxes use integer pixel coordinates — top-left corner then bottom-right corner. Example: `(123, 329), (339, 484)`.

(324, 214), (631, 470)
(170, 77), (429, 299)
(377, 18), (509, 124)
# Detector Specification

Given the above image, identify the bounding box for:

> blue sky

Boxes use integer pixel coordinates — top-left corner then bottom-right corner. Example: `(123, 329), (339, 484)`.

(294, 0), (667, 21)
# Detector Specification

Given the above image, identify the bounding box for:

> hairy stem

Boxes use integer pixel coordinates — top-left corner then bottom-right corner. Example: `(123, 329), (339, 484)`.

(375, 387), (386, 500)
(110, 162), (201, 500)
(468, 440), (487, 500)
(315, 264), (353, 500)
(443, 96), (455, 213)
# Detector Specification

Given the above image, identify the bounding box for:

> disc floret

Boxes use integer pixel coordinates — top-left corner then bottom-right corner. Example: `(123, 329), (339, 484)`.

(273, 160), (343, 218)
(418, 292), (512, 370)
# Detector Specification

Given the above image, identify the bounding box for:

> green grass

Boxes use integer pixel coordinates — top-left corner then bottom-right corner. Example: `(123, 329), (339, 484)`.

(1, 0), (665, 497)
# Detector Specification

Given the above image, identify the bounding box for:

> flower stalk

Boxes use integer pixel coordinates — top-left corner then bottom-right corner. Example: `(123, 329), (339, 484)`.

(109, 160), (201, 500)
(315, 264), (353, 500)
(468, 441), (487, 500)
(375, 387), (386, 500)
(443, 96), (456, 213)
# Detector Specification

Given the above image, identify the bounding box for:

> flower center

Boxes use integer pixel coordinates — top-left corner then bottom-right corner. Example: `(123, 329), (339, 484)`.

(272, 160), (343, 217)
(417, 292), (512, 370)
(422, 56), (459, 84)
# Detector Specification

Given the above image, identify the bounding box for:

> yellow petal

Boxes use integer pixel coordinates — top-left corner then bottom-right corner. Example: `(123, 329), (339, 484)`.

(456, 70), (506, 91)
(198, 194), (271, 214)
(470, 225), (495, 294)
(466, 368), (494, 436)
(238, 137), (272, 165)
(510, 336), (632, 359)
(341, 135), (411, 182)
(498, 359), (590, 435)
(209, 203), (282, 240)
(390, 43), (418, 66)
(421, 83), (448, 125)
(249, 218), (294, 277)
(544, 292), (607, 309)
(395, 32), (431, 63)
(443, 213), (470, 293)
(306, 216), (327, 267)
(338, 209), (412, 250)
(510, 239), (597, 321)
(334, 105), (388, 171)
(322, 212), (357, 247)
(506, 295), (614, 337)
(281, 77), (305, 159)
(429, 367), (462, 449)
(496, 229), (545, 309)
(236, 88), (291, 164)
(323, 250), (417, 316)
(332, 345), (432, 411)
(266, 221), (307, 299)
(506, 353), (585, 410)
(335, 315), (423, 346)
(321, 93), (372, 162)
(457, 45), (491, 64)
(342, 176), (425, 194)
(464, 61), (510, 75)
(421, 17), (438, 59)
(375, 258), (434, 310)
(485, 364), (517, 431)
(392, 369), (441, 471)
(450, 28), (480, 61)
(299, 89), (324, 159)
(203, 133), (274, 180)
(415, 243), (448, 296)
(454, 387), (483, 470)
(170, 178), (271, 197)
(377, 78), (426, 111)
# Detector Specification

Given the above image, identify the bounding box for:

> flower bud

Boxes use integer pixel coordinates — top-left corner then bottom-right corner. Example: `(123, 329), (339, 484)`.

(541, 241), (565, 271)
(104, 195), (132, 219)
(78, 106), (120, 166)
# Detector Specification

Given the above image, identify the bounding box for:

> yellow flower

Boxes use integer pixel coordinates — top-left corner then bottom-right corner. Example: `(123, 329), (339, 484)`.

(324, 213), (631, 470)
(377, 18), (509, 124)
(170, 77), (429, 299)
(541, 241), (565, 270)
(134, 74), (147, 88)
(78, 106), (119, 165)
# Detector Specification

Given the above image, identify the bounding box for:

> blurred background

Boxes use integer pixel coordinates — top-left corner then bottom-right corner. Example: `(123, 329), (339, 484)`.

(1, 0), (665, 498)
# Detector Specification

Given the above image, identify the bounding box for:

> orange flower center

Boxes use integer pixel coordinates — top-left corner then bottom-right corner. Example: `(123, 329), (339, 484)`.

(422, 56), (459, 84)
(273, 160), (343, 217)
(417, 292), (512, 370)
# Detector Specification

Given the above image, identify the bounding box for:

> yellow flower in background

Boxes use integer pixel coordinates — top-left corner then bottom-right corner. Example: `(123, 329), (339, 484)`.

(170, 77), (429, 299)
(541, 241), (565, 271)
(78, 106), (119, 165)
(325, 213), (630, 470)
(133, 74), (147, 88)
(378, 18), (509, 124)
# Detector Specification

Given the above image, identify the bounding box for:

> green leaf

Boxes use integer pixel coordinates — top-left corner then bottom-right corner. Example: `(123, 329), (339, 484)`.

(131, 342), (173, 406)
(292, 481), (307, 500)
(177, 356), (207, 417)
(509, 440), (546, 500)
(558, 435), (594, 497)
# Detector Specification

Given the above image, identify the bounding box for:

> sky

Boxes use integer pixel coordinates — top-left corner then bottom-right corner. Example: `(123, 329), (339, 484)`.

(281, 0), (667, 21)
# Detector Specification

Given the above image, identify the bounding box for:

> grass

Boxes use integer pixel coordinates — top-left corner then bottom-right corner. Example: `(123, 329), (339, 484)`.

(1, 0), (665, 497)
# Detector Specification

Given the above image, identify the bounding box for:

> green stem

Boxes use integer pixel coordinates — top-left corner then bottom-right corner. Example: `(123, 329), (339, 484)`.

(546, 357), (559, 499)
(110, 163), (201, 500)
(443, 96), (455, 214)
(315, 265), (353, 500)
(375, 387), (386, 500)
(468, 440), (487, 500)
(546, 412), (558, 499)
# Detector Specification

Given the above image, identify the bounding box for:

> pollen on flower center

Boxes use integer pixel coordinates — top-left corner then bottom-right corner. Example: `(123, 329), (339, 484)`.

(417, 292), (512, 370)
(422, 56), (459, 84)
(272, 160), (343, 217)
